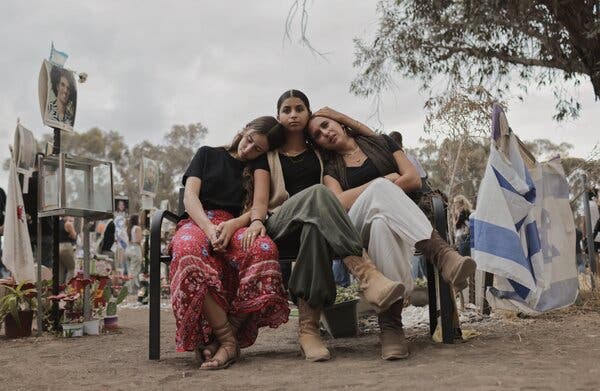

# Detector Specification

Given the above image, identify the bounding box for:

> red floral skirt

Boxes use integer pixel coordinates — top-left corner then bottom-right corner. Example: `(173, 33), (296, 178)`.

(169, 210), (289, 352)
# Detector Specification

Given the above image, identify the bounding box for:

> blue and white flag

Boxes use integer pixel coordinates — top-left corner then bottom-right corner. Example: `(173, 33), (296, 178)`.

(49, 42), (68, 67)
(471, 105), (577, 313)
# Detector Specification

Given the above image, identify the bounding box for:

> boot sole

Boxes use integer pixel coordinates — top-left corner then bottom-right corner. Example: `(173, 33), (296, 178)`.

(300, 346), (331, 362)
(451, 257), (477, 291)
(382, 351), (409, 360)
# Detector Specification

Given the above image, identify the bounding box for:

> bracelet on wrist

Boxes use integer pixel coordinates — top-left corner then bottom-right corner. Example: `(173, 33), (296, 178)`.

(250, 218), (264, 224)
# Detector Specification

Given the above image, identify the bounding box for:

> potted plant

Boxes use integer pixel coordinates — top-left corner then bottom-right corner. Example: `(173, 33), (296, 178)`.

(102, 284), (128, 330)
(48, 274), (93, 337)
(83, 276), (110, 335)
(0, 279), (37, 338)
(321, 284), (360, 338)
(410, 278), (429, 307)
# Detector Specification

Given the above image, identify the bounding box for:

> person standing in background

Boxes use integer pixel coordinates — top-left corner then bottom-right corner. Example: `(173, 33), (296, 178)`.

(58, 216), (77, 283)
(0, 187), (8, 277)
(125, 214), (143, 294)
(453, 195), (473, 258)
(589, 190), (600, 253)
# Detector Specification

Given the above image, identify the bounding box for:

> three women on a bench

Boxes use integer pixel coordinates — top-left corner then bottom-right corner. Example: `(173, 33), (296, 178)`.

(169, 89), (476, 370)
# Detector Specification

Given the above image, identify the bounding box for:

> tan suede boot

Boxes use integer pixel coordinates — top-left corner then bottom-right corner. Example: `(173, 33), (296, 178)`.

(298, 299), (331, 362)
(415, 230), (477, 291)
(378, 299), (409, 360)
(343, 250), (405, 313)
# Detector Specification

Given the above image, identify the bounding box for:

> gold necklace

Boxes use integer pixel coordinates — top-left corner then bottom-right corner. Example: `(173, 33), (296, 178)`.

(344, 150), (366, 165)
(342, 147), (360, 157)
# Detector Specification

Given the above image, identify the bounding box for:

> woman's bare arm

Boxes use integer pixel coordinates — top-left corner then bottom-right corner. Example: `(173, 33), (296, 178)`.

(250, 169), (271, 222)
(391, 150), (421, 192)
(183, 177), (219, 245)
(323, 173), (399, 211)
(313, 107), (377, 137)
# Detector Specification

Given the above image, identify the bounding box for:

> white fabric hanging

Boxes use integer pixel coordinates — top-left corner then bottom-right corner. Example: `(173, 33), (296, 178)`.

(472, 105), (578, 314)
(3, 155), (36, 282)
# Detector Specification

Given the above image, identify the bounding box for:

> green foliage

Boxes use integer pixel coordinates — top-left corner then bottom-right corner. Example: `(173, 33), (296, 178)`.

(350, 0), (600, 121)
(334, 284), (360, 305)
(0, 281), (37, 328)
(103, 285), (129, 317)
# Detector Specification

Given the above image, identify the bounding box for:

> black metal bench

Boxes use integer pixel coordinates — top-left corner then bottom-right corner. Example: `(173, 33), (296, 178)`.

(149, 191), (460, 360)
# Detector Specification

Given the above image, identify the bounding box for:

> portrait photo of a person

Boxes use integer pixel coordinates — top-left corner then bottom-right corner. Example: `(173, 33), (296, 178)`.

(141, 158), (159, 196)
(44, 63), (77, 130)
(114, 198), (129, 216)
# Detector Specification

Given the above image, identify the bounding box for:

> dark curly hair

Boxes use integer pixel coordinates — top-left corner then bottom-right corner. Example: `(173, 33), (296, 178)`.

(49, 66), (77, 104)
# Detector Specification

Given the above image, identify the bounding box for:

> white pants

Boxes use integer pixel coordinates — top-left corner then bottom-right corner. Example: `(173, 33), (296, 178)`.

(348, 178), (433, 295)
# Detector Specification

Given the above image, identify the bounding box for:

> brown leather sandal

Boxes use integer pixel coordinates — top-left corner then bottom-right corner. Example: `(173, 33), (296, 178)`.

(194, 341), (219, 364)
(196, 314), (246, 363)
(199, 321), (240, 370)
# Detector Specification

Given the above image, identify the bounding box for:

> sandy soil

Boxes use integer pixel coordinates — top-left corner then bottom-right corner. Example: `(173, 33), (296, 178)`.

(1, 296), (600, 391)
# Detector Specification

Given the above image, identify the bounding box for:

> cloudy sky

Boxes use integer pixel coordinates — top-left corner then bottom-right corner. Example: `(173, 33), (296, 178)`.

(1, 1), (599, 189)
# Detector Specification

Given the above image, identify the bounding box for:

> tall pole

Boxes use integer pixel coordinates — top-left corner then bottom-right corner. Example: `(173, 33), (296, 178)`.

(52, 128), (61, 331)
(582, 174), (597, 290)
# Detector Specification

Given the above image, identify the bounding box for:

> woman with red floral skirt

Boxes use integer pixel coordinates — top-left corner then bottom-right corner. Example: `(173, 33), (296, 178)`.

(169, 116), (288, 370)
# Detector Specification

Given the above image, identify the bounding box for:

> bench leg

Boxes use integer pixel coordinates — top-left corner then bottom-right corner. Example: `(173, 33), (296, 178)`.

(482, 272), (494, 315)
(426, 261), (438, 336)
(438, 277), (456, 344)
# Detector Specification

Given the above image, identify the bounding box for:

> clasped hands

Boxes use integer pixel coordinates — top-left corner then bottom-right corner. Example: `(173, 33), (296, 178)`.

(208, 219), (266, 252)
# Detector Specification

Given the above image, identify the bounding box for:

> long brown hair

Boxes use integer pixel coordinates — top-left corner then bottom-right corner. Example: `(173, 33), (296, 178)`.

(224, 116), (284, 212)
(312, 124), (397, 190)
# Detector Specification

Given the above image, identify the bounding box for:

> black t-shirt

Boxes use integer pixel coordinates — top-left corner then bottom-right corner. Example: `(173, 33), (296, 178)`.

(326, 135), (400, 190)
(0, 187), (5, 227)
(100, 220), (115, 252)
(251, 149), (321, 196)
(183, 146), (245, 216)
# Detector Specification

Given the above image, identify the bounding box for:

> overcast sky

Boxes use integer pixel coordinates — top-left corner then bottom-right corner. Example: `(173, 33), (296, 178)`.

(1, 1), (599, 189)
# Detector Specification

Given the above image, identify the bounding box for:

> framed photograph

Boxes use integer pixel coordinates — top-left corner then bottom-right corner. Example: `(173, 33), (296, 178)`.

(140, 157), (159, 196)
(38, 59), (77, 131)
(13, 123), (36, 174)
(114, 196), (129, 216)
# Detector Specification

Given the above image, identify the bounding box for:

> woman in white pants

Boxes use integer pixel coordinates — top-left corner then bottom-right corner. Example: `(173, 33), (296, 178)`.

(307, 109), (476, 360)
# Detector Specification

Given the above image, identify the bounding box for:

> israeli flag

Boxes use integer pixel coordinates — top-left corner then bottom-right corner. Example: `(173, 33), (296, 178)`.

(471, 132), (541, 301)
(49, 42), (68, 67)
(472, 105), (578, 313)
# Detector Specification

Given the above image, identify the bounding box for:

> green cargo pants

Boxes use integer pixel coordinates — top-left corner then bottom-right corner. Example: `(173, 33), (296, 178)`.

(265, 184), (363, 308)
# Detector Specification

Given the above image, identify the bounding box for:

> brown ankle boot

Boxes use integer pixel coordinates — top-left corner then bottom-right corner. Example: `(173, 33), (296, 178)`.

(343, 250), (405, 312)
(298, 299), (330, 362)
(378, 299), (409, 360)
(415, 230), (476, 291)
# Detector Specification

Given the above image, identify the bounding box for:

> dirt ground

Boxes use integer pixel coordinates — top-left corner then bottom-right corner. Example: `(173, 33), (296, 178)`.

(1, 293), (600, 391)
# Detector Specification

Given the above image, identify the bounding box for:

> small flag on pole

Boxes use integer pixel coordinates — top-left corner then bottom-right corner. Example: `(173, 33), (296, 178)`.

(49, 42), (68, 67)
